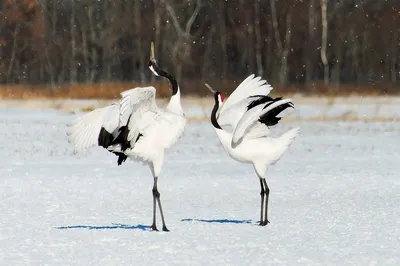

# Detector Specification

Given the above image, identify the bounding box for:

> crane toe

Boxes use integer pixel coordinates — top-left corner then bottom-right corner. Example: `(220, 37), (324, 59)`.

(151, 224), (159, 231)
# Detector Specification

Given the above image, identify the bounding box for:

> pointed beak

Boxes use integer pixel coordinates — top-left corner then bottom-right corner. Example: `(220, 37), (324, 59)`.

(150, 41), (157, 64)
(205, 83), (216, 94)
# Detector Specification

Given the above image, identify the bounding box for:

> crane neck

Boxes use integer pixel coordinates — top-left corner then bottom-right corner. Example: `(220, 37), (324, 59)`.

(150, 63), (179, 96)
(149, 61), (182, 115)
(211, 95), (222, 129)
(166, 88), (183, 115)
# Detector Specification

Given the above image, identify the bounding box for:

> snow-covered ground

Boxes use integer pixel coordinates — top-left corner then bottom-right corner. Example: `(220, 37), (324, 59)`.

(1, 95), (400, 121)
(0, 104), (399, 265)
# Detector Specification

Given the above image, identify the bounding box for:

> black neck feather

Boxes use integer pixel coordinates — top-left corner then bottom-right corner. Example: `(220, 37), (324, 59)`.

(152, 63), (178, 95)
(211, 94), (222, 129)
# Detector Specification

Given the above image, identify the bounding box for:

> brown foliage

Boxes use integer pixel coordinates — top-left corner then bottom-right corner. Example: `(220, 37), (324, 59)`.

(0, 82), (174, 99)
(0, 80), (398, 100)
(0, 0), (398, 93)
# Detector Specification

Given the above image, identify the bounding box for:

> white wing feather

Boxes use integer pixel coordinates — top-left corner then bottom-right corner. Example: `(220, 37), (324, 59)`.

(217, 97), (271, 139)
(232, 99), (293, 145)
(67, 86), (159, 152)
(67, 104), (119, 152)
(118, 86), (159, 143)
(119, 86), (158, 125)
(217, 97), (253, 127)
(243, 123), (270, 140)
(218, 74), (273, 116)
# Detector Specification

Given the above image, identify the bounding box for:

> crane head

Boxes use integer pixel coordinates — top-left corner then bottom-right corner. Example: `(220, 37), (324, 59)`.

(205, 83), (225, 104)
(219, 92), (225, 102)
(148, 41), (160, 76)
(149, 41), (157, 64)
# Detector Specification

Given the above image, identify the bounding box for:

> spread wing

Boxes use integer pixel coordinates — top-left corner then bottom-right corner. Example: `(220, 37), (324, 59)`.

(231, 99), (293, 145)
(118, 86), (159, 144)
(218, 74), (273, 118)
(67, 86), (159, 152)
(217, 75), (273, 129)
(67, 104), (120, 152)
(217, 97), (253, 128)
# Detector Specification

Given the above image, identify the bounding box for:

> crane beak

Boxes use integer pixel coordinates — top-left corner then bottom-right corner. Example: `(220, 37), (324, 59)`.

(150, 41), (157, 64)
(204, 83), (216, 94)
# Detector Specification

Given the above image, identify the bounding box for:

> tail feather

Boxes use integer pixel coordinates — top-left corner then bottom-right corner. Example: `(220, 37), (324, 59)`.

(258, 101), (293, 127)
(279, 127), (300, 148)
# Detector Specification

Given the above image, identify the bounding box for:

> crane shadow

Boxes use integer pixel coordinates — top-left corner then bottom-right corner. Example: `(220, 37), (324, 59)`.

(181, 218), (254, 225)
(55, 223), (151, 231)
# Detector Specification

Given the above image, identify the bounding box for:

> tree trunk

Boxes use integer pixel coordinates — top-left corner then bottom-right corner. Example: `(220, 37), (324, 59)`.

(134, 0), (145, 82)
(320, 0), (329, 84)
(153, 0), (161, 82)
(82, 28), (90, 81)
(333, 39), (342, 86)
(254, 0), (263, 76)
(41, 0), (56, 88)
(202, 26), (215, 79)
(306, 0), (315, 84)
(7, 23), (20, 83)
(279, 11), (291, 86)
(88, 6), (98, 82)
(70, 0), (77, 83)
(219, 0), (227, 78)
(270, 0), (291, 85)
(391, 29), (398, 83)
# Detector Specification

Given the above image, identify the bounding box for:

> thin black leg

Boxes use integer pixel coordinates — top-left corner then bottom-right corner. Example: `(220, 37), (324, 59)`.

(152, 177), (169, 232)
(259, 178), (265, 226)
(156, 195), (169, 232)
(151, 177), (159, 231)
(262, 179), (270, 226)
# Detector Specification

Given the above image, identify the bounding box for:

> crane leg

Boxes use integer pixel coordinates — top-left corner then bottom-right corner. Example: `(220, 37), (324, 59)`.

(151, 177), (159, 231)
(259, 178), (265, 225)
(151, 176), (169, 232)
(156, 194), (169, 232)
(261, 178), (270, 226)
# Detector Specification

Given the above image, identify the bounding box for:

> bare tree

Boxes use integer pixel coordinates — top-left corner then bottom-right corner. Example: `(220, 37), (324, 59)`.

(70, 0), (77, 83)
(0, 0), (398, 94)
(270, 0), (292, 85)
(305, 0), (316, 84)
(162, 0), (202, 80)
(218, 0), (228, 78)
(6, 23), (21, 83)
(320, 0), (329, 84)
(254, 0), (263, 77)
(391, 29), (398, 83)
(134, 0), (146, 82)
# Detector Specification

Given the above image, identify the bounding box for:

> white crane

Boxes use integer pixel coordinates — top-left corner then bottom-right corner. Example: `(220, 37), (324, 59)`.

(66, 43), (186, 232)
(205, 74), (299, 226)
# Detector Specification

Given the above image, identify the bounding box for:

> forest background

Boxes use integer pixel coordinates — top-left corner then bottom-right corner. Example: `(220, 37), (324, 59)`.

(0, 0), (398, 99)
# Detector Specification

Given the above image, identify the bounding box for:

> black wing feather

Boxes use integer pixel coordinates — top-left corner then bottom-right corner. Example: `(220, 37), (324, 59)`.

(258, 102), (293, 127)
(247, 95), (275, 110)
(97, 115), (142, 166)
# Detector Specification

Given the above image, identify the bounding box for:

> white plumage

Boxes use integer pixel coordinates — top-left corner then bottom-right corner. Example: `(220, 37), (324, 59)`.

(218, 74), (273, 116)
(67, 86), (185, 167)
(231, 98), (294, 145)
(67, 104), (119, 151)
(207, 74), (299, 226)
(67, 54), (186, 232)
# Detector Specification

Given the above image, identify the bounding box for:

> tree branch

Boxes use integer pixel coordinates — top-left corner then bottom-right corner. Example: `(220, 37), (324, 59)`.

(184, 0), (202, 35)
(270, 0), (282, 55)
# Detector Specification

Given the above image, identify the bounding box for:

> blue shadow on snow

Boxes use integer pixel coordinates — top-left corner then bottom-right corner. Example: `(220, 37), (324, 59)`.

(181, 218), (253, 224)
(56, 223), (150, 231)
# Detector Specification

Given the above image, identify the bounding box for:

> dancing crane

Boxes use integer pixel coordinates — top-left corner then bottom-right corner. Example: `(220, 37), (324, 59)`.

(205, 74), (299, 225)
(67, 43), (186, 231)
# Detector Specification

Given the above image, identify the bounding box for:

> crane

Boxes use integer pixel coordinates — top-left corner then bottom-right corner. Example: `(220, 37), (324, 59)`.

(67, 43), (186, 231)
(205, 74), (299, 225)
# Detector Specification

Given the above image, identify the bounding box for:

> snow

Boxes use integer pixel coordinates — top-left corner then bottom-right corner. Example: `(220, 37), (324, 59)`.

(0, 105), (399, 265)
(1, 96), (400, 121)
